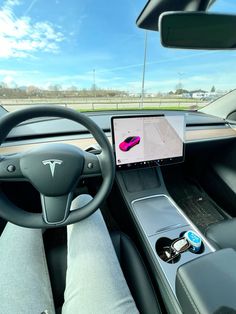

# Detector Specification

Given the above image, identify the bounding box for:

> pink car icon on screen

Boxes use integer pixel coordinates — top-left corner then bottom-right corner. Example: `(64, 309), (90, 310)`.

(119, 136), (141, 152)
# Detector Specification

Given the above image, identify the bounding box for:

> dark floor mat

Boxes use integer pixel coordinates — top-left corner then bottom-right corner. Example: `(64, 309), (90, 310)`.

(178, 195), (225, 233)
(165, 175), (227, 233)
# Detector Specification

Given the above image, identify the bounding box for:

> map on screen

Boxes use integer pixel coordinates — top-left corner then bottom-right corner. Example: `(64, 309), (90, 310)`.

(111, 115), (185, 166)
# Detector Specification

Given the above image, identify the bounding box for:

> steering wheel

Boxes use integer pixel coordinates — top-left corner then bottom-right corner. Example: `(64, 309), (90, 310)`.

(0, 106), (115, 228)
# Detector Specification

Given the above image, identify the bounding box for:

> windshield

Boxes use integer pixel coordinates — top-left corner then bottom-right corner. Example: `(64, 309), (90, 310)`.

(0, 0), (236, 113)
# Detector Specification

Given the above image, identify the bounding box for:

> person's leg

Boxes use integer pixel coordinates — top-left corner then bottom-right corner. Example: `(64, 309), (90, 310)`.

(62, 194), (139, 314)
(0, 223), (55, 314)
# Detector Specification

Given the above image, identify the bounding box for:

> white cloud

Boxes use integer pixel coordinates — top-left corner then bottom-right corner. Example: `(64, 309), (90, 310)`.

(0, 0), (64, 58)
(0, 69), (41, 87)
(4, 0), (21, 9)
(2, 75), (17, 87)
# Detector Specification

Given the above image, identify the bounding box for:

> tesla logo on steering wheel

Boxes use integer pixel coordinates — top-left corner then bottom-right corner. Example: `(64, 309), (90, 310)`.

(42, 159), (63, 177)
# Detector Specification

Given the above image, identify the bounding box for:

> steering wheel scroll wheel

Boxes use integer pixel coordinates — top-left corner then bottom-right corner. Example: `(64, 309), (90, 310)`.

(0, 106), (115, 228)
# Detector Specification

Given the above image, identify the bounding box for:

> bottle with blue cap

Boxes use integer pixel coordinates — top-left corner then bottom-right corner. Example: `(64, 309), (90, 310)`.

(184, 230), (202, 253)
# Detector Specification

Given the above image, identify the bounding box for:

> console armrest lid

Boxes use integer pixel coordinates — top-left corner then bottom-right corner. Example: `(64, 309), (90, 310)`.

(176, 248), (236, 314)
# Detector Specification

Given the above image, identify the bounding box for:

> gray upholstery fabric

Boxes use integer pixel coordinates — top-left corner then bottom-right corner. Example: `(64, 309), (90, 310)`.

(62, 194), (138, 314)
(0, 223), (55, 314)
(0, 195), (138, 314)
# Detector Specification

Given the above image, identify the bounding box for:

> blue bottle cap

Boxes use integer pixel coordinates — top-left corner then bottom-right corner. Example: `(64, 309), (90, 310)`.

(184, 230), (202, 252)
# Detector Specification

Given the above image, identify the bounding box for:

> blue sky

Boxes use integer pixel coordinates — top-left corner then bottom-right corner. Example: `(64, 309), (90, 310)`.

(1, 0), (236, 93)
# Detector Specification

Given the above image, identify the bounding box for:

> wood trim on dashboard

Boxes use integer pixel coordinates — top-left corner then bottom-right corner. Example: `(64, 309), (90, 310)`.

(185, 127), (236, 141)
(0, 138), (97, 154)
(0, 127), (235, 155)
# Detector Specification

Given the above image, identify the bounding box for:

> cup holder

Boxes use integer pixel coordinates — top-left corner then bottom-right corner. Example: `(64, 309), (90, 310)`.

(155, 237), (181, 264)
(156, 232), (205, 264)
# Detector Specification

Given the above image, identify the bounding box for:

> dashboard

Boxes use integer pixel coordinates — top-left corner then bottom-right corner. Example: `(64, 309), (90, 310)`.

(0, 110), (235, 157)
(0, 109), (234, 314)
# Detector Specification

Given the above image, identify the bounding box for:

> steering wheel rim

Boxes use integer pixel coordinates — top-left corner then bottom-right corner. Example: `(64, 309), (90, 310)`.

(0, 106), (115, 228)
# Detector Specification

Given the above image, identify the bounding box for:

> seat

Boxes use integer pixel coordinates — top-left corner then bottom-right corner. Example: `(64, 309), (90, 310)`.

(111, 231), (161, 314)
(206, 218), (236, 250)
(45, 230), (162, 314)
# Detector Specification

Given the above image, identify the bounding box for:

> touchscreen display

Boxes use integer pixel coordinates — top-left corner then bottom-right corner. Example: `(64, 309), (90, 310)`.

(111, 115), (185, 168)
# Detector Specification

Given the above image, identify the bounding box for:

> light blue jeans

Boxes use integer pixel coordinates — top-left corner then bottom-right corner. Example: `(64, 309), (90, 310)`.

(0, 195), (138, 314)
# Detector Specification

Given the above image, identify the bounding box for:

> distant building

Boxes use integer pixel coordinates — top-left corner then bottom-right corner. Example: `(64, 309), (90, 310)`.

(192, 91), (221, 100)
(182, 93), (192, 98)
(192, 92), (207, 99)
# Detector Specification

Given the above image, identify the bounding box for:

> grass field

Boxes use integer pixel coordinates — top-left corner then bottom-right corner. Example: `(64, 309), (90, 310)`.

(0, 96), (207, 112)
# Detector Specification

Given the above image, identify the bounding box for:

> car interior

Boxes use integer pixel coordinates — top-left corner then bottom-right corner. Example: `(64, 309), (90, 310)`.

(0, 0), (236, 313)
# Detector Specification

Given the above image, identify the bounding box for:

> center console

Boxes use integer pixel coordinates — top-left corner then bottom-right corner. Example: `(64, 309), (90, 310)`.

(116, 167), (215, 314)
(131, 194), (213, 296)
(111, 114), (215, 313)
(111, 114), (236, 313)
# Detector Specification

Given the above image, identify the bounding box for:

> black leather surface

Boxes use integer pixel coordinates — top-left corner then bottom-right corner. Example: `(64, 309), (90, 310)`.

(206, 218), (236, 250)
(176, 248), (236, 314)
(45, 230), (161, 314)
(203, 144), (236, 216)
(111, 231), (161, 314)
(44, 229), (67, 310)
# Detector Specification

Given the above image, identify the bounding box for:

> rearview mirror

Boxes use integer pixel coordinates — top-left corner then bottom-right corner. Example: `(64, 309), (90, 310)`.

(160, 12), (236, 50)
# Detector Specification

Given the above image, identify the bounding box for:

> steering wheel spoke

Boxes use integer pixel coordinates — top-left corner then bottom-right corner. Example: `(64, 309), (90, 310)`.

(41, 193), (73, 225)
(0, 153), (24, 180)
(82, 151), (102, 177)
